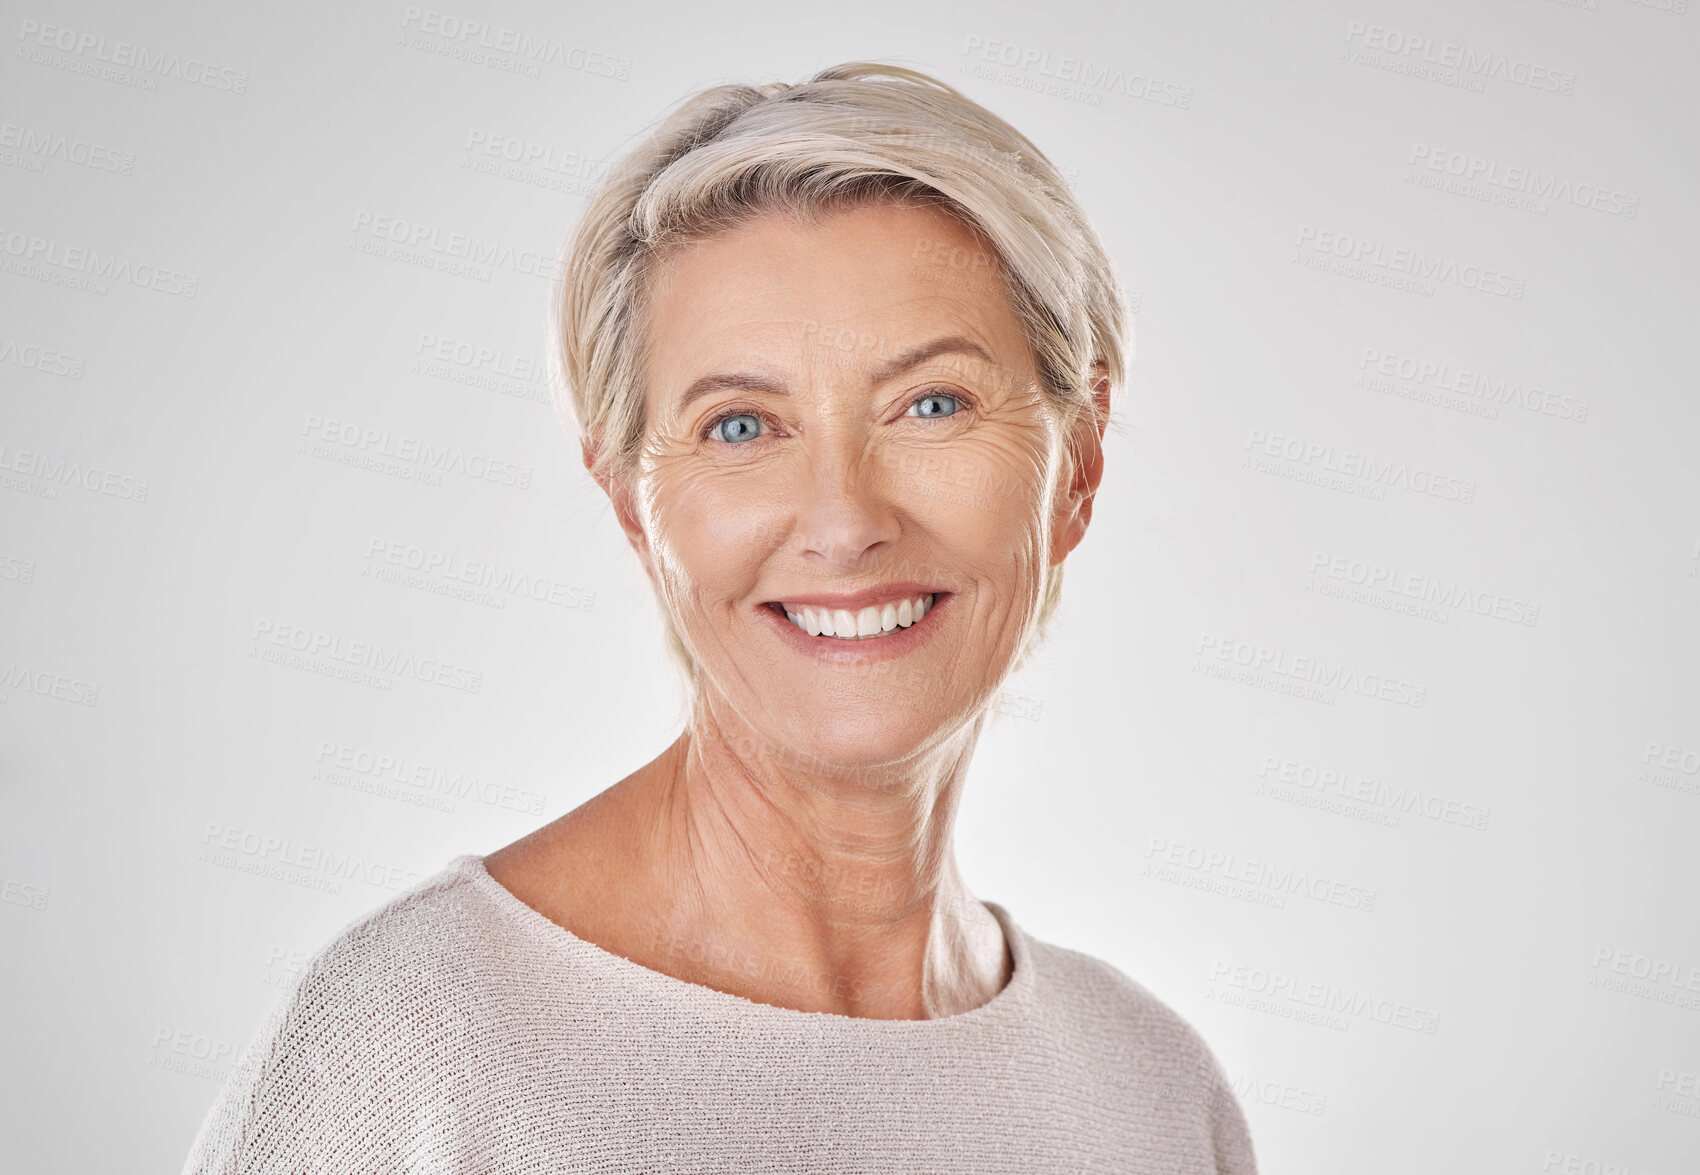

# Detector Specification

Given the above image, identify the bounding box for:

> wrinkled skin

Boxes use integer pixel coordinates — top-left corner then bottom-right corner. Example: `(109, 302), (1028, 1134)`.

(488, 201), (1109, 1019)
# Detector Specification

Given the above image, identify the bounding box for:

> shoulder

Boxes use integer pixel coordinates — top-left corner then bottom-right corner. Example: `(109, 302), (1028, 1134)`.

(292, 853), (502, 994)
(1026, 933), (1211, 1054)
(261, 854), (508, 1040)
(180, 856), (509, 1175)
(1021, 932), (1261, 1174)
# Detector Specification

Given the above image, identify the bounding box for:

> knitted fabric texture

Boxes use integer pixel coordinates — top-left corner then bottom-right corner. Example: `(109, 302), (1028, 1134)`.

(181, 853), (1259, 1173)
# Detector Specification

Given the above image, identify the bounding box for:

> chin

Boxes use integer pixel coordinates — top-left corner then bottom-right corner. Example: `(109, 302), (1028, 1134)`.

(756, 695), (971, 778)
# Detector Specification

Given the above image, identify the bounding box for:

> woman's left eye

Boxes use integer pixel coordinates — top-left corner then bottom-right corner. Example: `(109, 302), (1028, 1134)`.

(711, 413), (764, 443)
(907, 393), (960, 419)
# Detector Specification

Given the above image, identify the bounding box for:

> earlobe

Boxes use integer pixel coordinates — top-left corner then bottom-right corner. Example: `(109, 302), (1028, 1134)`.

(587, 445), (651, 566)
(1049, 369), (1111, 566)
(606, 475), (650, 560)
(1049, 480), (1096, 566)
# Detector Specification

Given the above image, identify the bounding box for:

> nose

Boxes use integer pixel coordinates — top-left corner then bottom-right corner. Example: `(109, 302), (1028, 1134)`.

(790, 434), (901, 570)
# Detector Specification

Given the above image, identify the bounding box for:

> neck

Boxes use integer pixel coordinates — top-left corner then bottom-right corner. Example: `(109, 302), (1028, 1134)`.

(620, 692), (1010, 1018)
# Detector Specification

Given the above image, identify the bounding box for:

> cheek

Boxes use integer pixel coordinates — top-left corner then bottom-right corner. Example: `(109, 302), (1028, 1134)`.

(641, 459), (793, 603)
(880, 432), (1054, 567)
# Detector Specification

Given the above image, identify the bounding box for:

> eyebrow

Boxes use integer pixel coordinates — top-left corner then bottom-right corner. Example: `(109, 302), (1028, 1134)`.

(672, 335), (998, 414)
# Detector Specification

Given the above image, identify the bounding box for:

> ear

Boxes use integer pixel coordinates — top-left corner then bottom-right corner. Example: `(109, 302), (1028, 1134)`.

(583, 432), (653, 569)
(1048, 363), (1111, 567)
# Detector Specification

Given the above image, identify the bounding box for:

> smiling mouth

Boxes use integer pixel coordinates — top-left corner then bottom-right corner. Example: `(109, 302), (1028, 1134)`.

(766, 593), (939, 641)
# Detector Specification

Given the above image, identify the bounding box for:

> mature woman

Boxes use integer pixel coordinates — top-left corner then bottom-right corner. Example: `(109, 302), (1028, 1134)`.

(184, 62), (1257, 1174)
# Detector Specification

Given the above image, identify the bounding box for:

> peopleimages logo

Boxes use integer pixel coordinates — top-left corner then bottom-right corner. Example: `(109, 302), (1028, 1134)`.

(1, 876), (50, 911)
(0, 227), (200, 297)
(1343, 21), (1577, 95)
(1590, 946), (1700, 1003)
(1357, 347), (1590, 423)
(349, 211), (552, 280)
(1196, 632), (1427, 708)
(414, 333), (545, 384)
(1207, 960), (1441, 1034)
(14, 18), (251, 93)
(463, 130), (609, 181)
(959, 35), (1193, 107)
(248, 618), (484, 694)
(0, 121), (136, 175)
(1408, 144), (1639, 219)
(0, 661), (101, 706)
(1641, 741), (1700, 796)
(147, 1026), (238, 1082)
(1244, 428), (1477, 504)
(1294, 225), (1526, 300)
(0, 553), (37, 585)
(1309, 550), (1540, 627)
(1256, 755), (1493, 831)
(399, 6), (631, 79)
(0, 441), (150, 502)
(1232, 1073), (1328, 1118)
(298, 412), (533, 490)
(198, 822), (425, 892)
(312, 740), (548, 817)
(1144, 837), (1378, 912)
(0, 336), (86, 380)
(364, 537), (595, 612)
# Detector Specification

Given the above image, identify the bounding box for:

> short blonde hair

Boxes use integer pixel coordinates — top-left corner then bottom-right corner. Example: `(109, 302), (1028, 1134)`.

(554, 61), (1130, 690)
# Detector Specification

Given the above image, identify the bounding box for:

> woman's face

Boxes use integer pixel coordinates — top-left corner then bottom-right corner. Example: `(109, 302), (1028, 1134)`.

(614, 200), (1089, 771)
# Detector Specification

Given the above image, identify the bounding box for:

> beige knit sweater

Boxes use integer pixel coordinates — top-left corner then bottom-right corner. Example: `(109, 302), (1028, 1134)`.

(181, 854), (1259, 1173)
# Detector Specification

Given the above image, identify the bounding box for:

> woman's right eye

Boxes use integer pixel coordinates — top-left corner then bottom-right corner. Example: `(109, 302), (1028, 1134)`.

(711, 413), (764, 444)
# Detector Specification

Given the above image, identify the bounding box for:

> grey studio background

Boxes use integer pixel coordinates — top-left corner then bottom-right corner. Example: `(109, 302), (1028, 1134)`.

(2, 0), (1697, 1171)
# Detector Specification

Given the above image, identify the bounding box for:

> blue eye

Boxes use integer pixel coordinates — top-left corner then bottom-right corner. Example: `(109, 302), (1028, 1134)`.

(712, 413), (763, 443)
(908, 393), (959, 419)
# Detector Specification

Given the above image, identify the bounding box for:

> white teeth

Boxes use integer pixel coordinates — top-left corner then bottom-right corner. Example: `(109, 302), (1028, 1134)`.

(779, 594), (936, 641)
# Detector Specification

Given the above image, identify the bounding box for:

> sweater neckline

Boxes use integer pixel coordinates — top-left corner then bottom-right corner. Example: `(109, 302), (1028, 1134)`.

(453, 852), (1035, 1032)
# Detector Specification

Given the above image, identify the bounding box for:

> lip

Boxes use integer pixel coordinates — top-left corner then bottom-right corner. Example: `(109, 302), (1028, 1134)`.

(756, 590), (951, 663)
(762, 582), (945, 611)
